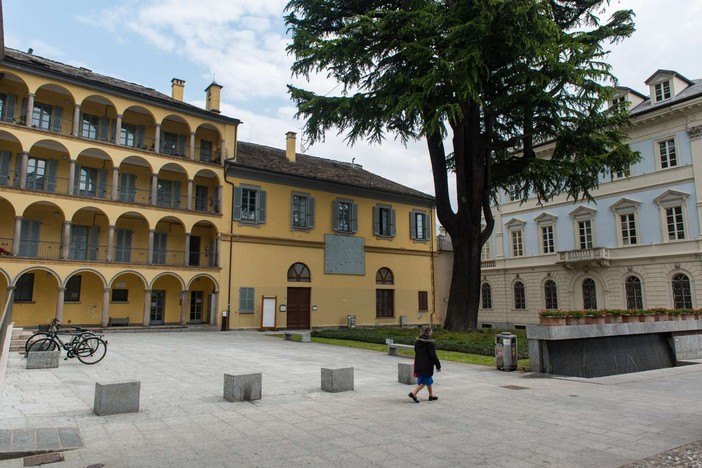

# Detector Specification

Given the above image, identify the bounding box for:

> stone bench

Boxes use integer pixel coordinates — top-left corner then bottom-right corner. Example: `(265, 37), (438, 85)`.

(108, 317), (129, 327)
(93, 381), (140, 416)
(386, 339), (414, 355)
(224, 373), (262, 402)
(26, 350), (60, 369)
(398, 362), (417, 385)
(283, 331), (311, 343)
(321, 367), (354, 392)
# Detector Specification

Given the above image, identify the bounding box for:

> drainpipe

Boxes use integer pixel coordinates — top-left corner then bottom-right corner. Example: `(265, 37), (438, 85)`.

(223, 159), (235, 330)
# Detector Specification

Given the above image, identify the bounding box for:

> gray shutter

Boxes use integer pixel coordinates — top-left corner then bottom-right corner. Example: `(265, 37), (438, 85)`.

(177, 134), (186, 155)
(98, 169), (108, 198)
(99, 117), (109, 141)
(423, 214), (430, 240)
(21, 98), (27, 124)
(233, 187), (242, 221)
(351, 203), (358, 233)
(174, 181), (182, 208)
(307, 197), (315, 228)
(239, 288), (247, 311)
(258, 190), (267, 223)
(209, 238), (216, 267)
(73, 164), (81, 194)
(20, 219), (40, 257)
(159, 129), (165, 152)
(13, 153), (22, 187)
(390, 208), (396, 237)
(0, 151), (11, 185)
(51, 106), (63, 133)
(89, 225), (100, 261)
(410, 212), (417, 240)
(111, 119), (117, 142)
(372, 206), (380, 235)
(46, 159), (58, 192)
(332, 201), (339, 231)
(5, 94), (17, 122)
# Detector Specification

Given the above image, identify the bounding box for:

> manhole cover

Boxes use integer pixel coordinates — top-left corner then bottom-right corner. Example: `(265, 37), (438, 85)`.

(501, 385), (529, 390)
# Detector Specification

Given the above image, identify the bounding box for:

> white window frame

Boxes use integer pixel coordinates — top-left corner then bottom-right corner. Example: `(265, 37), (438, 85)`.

(656, 136), (678, 170)
(534, 212), (557, 255)
(481, 239), (492, 261)
(654, 190), (689, 243)
(513, 280), (527, 310)
(610, 198), (641, 247)
(291, 191), (315, 230)
(654, 80), (672, 102)
(505, 218), (526, 258)
(410, 209), (429, 241)
(569, 206), (597, 251)
(234, 184), (267, 225)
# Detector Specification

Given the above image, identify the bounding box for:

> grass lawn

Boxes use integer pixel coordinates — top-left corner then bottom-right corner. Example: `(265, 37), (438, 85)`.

(277, 334), (530, 369)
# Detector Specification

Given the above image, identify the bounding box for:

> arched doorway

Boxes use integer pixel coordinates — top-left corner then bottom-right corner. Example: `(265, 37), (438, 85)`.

(286, 262), (310, 330)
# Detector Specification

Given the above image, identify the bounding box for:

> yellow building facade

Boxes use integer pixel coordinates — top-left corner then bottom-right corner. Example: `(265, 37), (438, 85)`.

(0, 48), (436, 330)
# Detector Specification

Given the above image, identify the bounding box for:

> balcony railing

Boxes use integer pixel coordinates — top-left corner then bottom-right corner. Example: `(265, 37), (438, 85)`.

(18, 240), (62, 259)
(557, 247), (610, 267)
(481, 260), (496, 268)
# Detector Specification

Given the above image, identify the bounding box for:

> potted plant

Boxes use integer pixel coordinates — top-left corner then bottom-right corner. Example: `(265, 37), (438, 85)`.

(622, 309), (642, 323)
(566, 310), (585, 325)
(640, 309), (656, 323)
(584, 310), (605, 325)
(539, 310), (566, 326)
(605, 309), (624, 324)
(652, 308), (669, 322)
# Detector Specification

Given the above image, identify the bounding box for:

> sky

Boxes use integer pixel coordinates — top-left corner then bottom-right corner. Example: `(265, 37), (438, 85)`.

(4, 0), (702, 201)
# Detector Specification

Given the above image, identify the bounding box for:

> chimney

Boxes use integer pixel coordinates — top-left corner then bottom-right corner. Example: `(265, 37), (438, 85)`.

(171, 78), (185, 101)
(286, 132), (297, 162)
(205, 81), (222, 114)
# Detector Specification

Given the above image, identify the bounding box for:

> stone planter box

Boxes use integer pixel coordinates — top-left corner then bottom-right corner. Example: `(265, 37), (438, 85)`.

(539, 316), (566, 326)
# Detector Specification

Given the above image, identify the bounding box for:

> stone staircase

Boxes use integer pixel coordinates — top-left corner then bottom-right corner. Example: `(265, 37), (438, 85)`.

(8, 327), (32, 353)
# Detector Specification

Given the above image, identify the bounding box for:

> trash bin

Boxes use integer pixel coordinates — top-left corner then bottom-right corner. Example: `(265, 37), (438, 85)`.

(347, 315), (356, 328)
(221, 310), (229, 331)
(495, 332), (518, 371)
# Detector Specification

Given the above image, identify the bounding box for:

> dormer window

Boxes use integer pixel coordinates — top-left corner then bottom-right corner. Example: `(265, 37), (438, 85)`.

(612, 95), (626, 107)
(654, 80), (672, 102)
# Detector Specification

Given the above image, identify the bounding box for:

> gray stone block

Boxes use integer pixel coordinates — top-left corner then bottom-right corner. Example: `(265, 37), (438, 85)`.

(224, 373), (262, 402)
(321, 367), (354, 392)
(398, 362), (417, 385)
(26, 351), (60, 369)
(93, 381), (141, 416)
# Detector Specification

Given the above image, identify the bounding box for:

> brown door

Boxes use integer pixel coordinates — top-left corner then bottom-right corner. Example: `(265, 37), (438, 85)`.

(287, 287), (311, 330)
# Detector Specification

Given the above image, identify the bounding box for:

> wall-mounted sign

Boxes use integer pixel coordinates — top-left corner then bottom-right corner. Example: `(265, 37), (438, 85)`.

(279, 304), (287, 312)
(312, 305), (318, 311)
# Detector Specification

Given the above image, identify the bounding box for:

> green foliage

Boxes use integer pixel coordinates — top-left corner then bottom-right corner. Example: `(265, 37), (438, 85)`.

(311, 326), (529, 359)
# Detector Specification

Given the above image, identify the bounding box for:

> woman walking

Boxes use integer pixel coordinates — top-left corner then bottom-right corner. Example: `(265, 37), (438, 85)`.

(408, 325), (441, 403)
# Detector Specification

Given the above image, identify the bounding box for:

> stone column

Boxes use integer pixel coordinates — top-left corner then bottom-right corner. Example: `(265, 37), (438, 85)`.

(101, 288), (110, 327)
(687, 124), (702, 236)
(143, 289), (152, 327)
(56, 287), (66, 322)
(115, 114), (123, 146)
(107, 225), (115, 262)
(148, 229), (155, 265)
(151, 173), (158, 206)
(180, 291), (188, 325)
(210, 292), (219, 326)
(220, 139), (225, 165)
(19, 152), (28, 188)
(61, 221), (72, 259)
(72, 104), (81, 136)
(112, 167), (119, 200)
(25, 93), (35, 127)
(184, 233), (191, 266)
(187, 180), (193, 210)
(190, 132), (196, 160)
(154, 124), (161, 154)
(12, 216), (22, 255)
(67, 160), (76, 195)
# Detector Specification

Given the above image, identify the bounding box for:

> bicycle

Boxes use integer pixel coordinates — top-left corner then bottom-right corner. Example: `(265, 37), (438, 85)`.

(25, 319), (101, 354)
(26, 320), (108, 365)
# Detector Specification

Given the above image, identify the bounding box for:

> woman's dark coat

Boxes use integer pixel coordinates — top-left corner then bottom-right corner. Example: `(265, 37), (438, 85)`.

(414, 336), (441, 376)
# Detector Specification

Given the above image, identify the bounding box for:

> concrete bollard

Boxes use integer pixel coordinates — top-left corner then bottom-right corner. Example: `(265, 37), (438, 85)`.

(321, 367), (354, 392)
(93, 381), (141, 416)
(398, 362), (417, 385)
(224, 373), (262, 402)
(26, 351), (60, 369)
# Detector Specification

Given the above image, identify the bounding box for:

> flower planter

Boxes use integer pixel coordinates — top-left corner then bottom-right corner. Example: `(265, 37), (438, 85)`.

(540, 316), (566, 326)
(584, 315), (605, 325)
(641, 315), (655, 323)
(622, 315), (642, 323)
(669, 314), (682, 321)
(605, 315), (623, 324)
(655, 313), (669, 322)
(566, 316), (585, 325)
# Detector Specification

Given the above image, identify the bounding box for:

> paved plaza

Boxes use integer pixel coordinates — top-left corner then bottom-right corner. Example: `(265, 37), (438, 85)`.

(1, 330), (701, 467)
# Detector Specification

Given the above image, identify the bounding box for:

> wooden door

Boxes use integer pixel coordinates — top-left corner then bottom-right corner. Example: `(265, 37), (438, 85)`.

(286, 287), (310, 330)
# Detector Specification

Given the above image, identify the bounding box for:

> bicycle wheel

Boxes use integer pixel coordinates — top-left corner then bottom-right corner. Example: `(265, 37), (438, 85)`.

(26, 337), (60, 353)
(75, 336), (107, 364)
(25, 332), (52, 354)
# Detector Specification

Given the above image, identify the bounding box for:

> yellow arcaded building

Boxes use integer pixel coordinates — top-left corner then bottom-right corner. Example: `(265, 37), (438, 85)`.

(0, 47), (436, 330)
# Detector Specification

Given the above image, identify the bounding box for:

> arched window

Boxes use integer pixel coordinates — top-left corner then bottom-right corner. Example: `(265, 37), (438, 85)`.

(672, 273), (692, 309)
(513, 281), (526, 309)
(481, 282), (492, 309)
(625, 276), (643, 309)
(287, 262), (311, 282)
(582, 278), (597, 309)
(544, 280), (558, 310)
(376, 267), (394, 285)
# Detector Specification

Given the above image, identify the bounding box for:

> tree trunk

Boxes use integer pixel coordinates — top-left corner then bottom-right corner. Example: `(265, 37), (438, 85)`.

(443, 228), (483, 331)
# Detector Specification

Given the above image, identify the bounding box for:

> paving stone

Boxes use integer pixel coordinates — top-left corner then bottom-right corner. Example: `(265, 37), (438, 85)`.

(23, 452), (64, 466)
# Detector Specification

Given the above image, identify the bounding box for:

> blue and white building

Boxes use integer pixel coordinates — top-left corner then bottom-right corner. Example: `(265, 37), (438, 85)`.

(437, 69), (702, 328)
